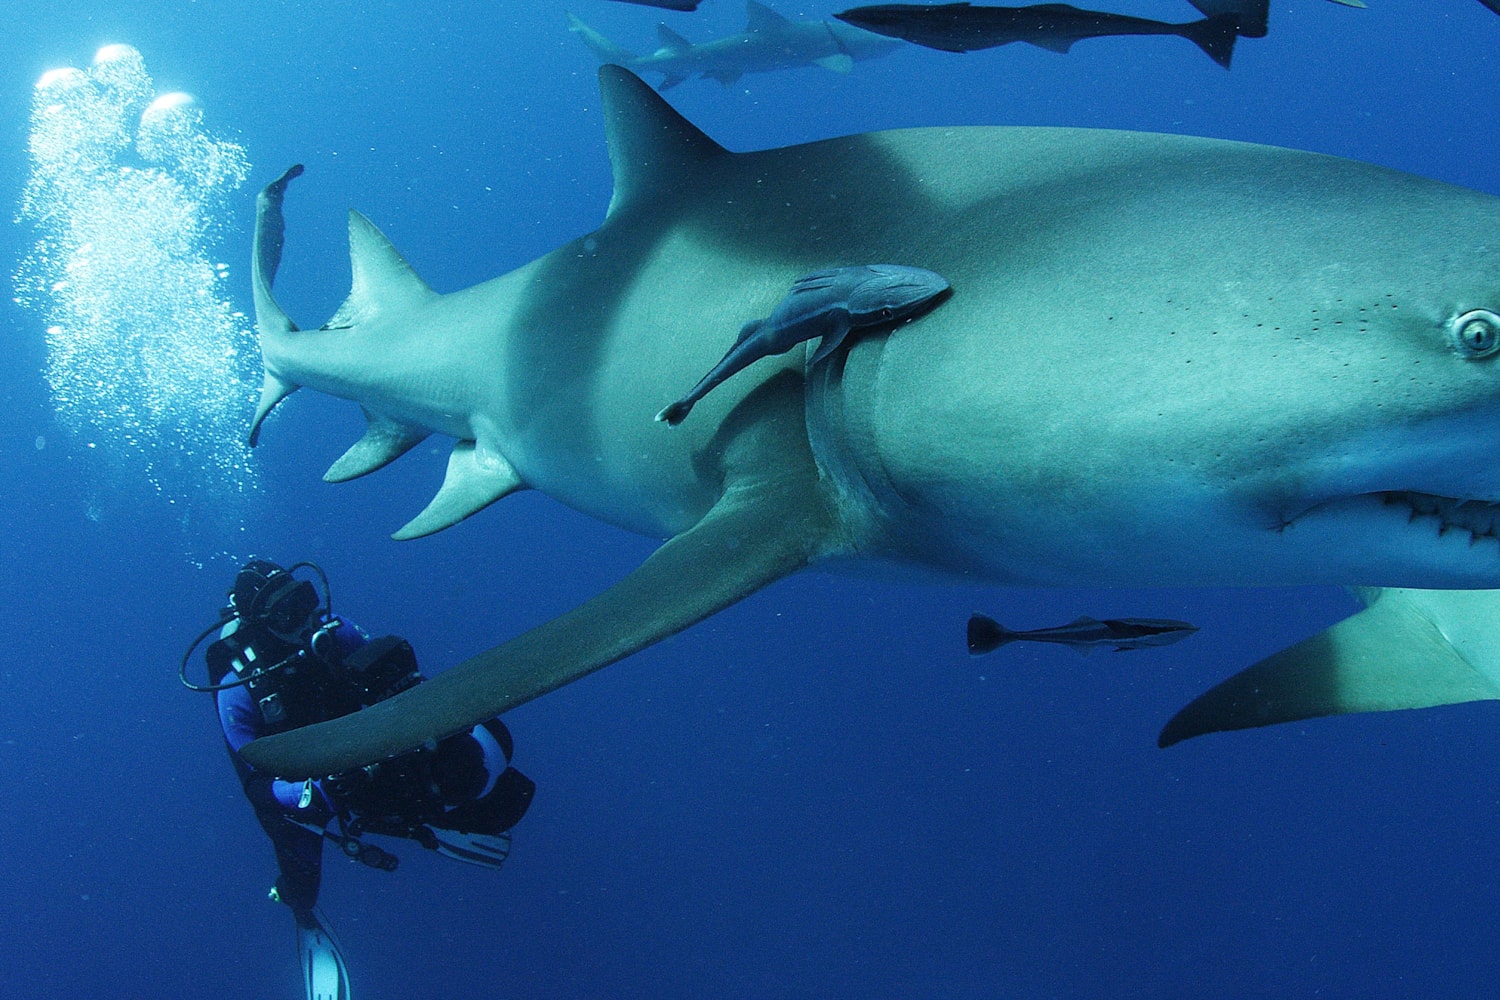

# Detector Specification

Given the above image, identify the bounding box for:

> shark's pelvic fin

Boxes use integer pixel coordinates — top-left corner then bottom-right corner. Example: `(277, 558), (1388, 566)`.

(1158, 589), (1500, 747)
(323, 412), (430, 483)
(241, 462), (837, 777)
(392, 440), (526, 540)
(599, 64), (727, 218)
(324, 211), (436, 330)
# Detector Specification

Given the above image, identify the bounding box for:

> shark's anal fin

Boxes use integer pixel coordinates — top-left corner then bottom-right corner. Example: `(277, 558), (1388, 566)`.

(392, 440), (526, 540)
(324, 412), (430, 482)
(1158, 589), (1500, 747)
(241, 467), (835, 777)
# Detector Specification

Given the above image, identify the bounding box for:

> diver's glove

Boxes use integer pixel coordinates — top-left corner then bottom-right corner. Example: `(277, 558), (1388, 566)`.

(272, 777), (335, 825)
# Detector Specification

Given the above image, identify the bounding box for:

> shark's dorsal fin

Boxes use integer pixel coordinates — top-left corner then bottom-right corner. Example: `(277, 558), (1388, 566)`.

(656, 24), (693, 54)
(323, 411), (430, 482)
(1159, 589), (1500, 747)
(392, 440), (527, 540)
(745, 0), (792, 34)
(598, 65), (728, 218)
(324, 211), (436, 329)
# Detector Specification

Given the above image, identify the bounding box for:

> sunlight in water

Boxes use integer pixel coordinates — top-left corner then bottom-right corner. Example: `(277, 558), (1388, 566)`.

(14, 43), (260, 519)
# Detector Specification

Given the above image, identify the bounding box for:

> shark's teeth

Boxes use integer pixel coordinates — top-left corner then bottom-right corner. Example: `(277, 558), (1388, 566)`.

(1382, 491), (1500, 542)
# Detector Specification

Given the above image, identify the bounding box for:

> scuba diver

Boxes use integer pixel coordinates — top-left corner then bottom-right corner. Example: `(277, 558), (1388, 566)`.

(182, 558), (535, 1000)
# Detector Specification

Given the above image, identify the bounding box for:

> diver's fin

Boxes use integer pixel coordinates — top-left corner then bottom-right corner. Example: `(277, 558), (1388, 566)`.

(424, 826), (512, 871)
(324, 412), (430, 482)
(297, 908), (351, 1000)
(599, 64), (727, 218)
(242, 455), (836, 777)
(1159, 588), (1500, 747)
(324, 211), (436, 330)
(249, 371), (299, 447)
(392, 440), (527, 540)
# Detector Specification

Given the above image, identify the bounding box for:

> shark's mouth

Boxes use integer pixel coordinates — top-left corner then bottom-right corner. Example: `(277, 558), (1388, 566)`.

(1378, 491), (1500, 543)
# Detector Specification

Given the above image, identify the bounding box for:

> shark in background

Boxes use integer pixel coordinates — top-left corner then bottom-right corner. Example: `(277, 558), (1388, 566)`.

(567, 0), (904, 89)
(240, 66), (1500, 779)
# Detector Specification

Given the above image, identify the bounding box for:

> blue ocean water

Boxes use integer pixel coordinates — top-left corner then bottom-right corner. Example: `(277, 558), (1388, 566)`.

(2, 1), (1498, 997)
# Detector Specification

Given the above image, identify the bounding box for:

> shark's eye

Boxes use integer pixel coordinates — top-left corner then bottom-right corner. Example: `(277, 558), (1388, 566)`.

(1453, 310), (1500, 358)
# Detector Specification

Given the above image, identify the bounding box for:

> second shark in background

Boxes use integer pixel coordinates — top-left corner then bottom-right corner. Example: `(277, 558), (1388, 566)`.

(569, 0), (903, 89)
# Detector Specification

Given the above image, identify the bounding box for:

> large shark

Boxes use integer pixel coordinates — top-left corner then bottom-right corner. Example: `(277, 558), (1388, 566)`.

(567, 1), (903, 90)
(241, 65), (1500, 779)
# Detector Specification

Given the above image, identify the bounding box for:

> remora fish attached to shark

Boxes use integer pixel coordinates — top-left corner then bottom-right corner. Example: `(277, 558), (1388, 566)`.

(657, 264), (950, 426)
(242, 66), (1500, 778)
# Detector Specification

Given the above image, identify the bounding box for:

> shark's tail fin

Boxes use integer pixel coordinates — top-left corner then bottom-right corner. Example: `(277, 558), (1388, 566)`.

(1179, 13), (1239, 70)
(249, 165), (304, 446)
(567, 12), (638, 66)
(1185, 0), (1267, 37)
(967, 614), (1017, 655)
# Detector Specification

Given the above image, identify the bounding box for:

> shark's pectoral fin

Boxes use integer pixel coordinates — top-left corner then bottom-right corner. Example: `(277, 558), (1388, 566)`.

(240, 468), (837, 778)
(323, 412), (430, 482)
(813, 53), (855, 74)
(392, 441), (526, 540)
(1158, 592), (1500, 747)
(807, 316), (854, 368)
(249, 372), (299, 447)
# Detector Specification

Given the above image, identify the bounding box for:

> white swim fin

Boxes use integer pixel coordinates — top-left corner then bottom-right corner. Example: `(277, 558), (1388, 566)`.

(297, 907), (352, 1000)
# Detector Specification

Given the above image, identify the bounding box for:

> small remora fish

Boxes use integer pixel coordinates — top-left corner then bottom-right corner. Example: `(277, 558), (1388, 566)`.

(657, 263), (950, 426)
(967, 614), (1199, 655)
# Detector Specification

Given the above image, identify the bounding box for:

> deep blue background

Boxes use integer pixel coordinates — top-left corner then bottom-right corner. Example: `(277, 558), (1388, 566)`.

(3, 1), (1499, 997)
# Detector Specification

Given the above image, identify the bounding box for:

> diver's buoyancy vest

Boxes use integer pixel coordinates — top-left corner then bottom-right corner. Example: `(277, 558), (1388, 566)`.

(206, 622), (419, 737)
